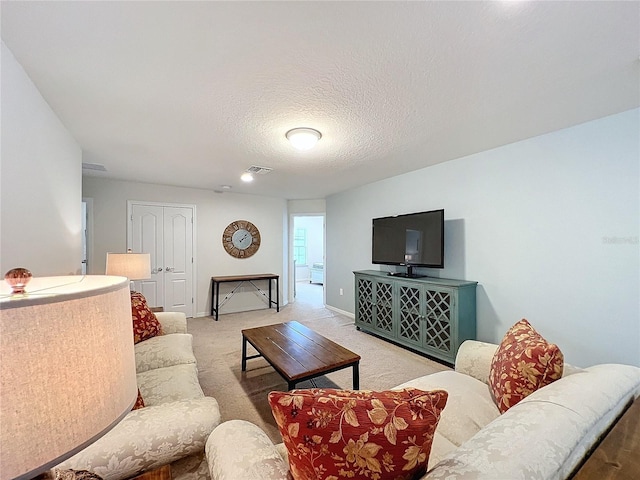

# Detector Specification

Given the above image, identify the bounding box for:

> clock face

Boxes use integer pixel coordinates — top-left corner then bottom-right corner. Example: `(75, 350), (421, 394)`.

(232, 229), (253, 249)
(223, 220), (261, 258)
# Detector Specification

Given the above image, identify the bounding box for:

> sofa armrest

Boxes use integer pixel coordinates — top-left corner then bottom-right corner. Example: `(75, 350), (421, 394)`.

(454, 340), (498, 385)
(206, 420), (291, 480)
(57, 397), (221, 480)
(155, 311), (187, 334)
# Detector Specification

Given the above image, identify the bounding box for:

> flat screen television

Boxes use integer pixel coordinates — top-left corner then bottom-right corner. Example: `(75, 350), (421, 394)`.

(372, 209), (444, 277)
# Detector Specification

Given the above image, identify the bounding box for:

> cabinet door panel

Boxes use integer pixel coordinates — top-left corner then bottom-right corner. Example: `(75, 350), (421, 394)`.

(374, 280), (394, 334)
(423, 288), (453, 355)
(356, 277), (375, 328)
(397, 282), (422, 346)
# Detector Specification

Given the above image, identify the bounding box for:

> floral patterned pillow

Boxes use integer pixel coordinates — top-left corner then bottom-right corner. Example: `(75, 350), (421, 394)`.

(132, 389), (145, 410)
(489, 319), (564, 413)
(131, 291), (163, 344)
(268, 388), (448, 480)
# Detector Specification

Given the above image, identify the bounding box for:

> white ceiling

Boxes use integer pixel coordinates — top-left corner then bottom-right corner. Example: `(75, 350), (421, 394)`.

(2, 1), (639, 199)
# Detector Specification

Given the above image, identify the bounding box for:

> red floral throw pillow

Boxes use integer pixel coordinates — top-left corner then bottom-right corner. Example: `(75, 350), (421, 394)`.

(131, 291), (163, 344)
(268, 388), (448, 480)
(489, 319), (564, 413)
(132, 389), (145, 410)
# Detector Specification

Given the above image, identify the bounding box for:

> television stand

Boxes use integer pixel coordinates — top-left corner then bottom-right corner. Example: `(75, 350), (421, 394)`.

(354, 270), (478, 365)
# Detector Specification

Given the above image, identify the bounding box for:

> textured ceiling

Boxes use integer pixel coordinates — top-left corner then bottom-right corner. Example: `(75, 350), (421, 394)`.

(2, 1), (639, 199)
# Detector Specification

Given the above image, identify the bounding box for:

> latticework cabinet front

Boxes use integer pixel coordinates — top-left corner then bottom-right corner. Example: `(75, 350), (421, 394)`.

(355, 271), (476, 366)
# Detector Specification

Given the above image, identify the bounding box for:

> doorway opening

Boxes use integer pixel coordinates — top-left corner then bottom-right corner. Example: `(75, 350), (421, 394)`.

(81, 198), (93, 274)
(291, 214), (324, 307)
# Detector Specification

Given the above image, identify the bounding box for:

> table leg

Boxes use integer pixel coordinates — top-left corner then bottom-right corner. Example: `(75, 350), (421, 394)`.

(215, 281), (220, 321)
(268, 279), (272, 310)
(211, 279), (216, 317)
(241, 335), (247, 371)
(276, 277), (279, 312)
(352, 362), (360, 390)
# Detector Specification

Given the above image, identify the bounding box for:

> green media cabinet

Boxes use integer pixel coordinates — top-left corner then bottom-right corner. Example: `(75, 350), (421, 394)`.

(354, 270), (477, 365)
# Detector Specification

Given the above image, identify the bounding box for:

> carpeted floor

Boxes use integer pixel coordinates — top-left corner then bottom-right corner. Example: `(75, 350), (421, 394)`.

(188, 282), (450, 443)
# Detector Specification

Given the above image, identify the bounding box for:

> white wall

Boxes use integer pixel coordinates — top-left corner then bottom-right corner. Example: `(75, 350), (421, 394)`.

(326, 109), (640, 367)
(288, 199), (326, 215)
(1, 42), (83, 276)
(83, 177), (287, 316)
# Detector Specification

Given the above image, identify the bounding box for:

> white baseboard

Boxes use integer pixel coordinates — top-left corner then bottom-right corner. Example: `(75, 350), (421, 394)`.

(325, 304), (355, 319)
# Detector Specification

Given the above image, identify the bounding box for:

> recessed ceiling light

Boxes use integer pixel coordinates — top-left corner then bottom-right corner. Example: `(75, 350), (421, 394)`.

(240, 172), (254, 182)
(220, 185), (232, 190)
(286, 128), (322, 151)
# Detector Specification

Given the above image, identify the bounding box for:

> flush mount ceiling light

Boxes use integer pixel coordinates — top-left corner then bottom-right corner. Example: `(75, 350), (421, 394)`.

(286, 128), (322, 151)
(240, 172), (254, 182)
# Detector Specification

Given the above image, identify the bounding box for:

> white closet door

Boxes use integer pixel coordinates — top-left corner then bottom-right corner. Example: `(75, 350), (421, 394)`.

(131, 204), (164, 307)
(129, 202), (195, 317)
(163, 206), (193, 314)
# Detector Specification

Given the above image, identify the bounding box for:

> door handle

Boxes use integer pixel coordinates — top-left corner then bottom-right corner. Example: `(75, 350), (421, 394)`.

(165, 267), (174, 272)
(154, 267), (163, 273)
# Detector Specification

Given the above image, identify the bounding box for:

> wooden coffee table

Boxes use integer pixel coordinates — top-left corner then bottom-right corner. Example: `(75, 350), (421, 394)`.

(241, 321), (360, 390)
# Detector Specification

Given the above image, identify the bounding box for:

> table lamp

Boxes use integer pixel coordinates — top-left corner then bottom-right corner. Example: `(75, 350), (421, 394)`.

(0, 272), (137, 480)
(105, 250), (151, 285)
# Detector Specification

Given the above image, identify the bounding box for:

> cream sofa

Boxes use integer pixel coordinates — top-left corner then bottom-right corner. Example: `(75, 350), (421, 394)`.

(205, 340), (640, 480)
(57, 311), (221, 480)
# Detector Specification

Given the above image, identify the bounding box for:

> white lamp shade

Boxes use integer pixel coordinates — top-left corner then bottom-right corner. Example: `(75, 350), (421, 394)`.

(286, 128), (322, 151)
(0, 275), (137, 480)
(105, 252), (151, 280)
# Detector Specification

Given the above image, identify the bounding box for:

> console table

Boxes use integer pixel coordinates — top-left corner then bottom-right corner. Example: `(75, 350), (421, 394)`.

(210, 274), (279, 320)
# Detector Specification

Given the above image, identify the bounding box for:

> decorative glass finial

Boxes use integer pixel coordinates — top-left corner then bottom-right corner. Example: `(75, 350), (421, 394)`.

(4, 267), (32, 294)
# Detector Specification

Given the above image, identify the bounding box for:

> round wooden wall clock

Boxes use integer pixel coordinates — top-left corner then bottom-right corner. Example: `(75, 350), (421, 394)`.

(222, 220), (261, 258)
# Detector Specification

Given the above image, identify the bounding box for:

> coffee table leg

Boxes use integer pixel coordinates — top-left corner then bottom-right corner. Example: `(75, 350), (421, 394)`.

(241, 335), (247, 372)
(352, 362), (360, 390)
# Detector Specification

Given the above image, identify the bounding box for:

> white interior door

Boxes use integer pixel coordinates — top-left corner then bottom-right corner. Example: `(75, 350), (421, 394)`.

(163, 206), (193, 313)
(130, 204), (164, 307)
(129, 202), (195, 317)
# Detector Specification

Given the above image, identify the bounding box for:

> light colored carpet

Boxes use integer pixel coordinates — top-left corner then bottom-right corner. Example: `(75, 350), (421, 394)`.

(188, 282), (450, 443)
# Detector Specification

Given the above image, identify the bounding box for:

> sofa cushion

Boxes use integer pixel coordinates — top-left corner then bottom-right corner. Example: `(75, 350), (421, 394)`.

(268, 388), (448, 480)
(154, 311), (188, 334)
(131, 291), (163, 344)
(134, 333), (196, 373)
(395, 370), (500, 469)
(489, 319), (563, 413)
(137, 363), (204, 406)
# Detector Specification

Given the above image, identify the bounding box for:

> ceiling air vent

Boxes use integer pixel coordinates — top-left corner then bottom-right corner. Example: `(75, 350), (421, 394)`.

(82, 162), (107, 172)
(247, 165), (273, 175)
